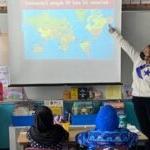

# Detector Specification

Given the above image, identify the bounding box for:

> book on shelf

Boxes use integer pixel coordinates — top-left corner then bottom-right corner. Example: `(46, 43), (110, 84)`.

(105, 85), (122, 100)
(78, 87), (89, 100)
(70, 87), (78, 100)
(44, 100), (63, 115)
(63, 89), (71, 100)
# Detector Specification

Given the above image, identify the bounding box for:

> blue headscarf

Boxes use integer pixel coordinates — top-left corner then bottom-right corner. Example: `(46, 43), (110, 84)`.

(95, 105), (119, 131)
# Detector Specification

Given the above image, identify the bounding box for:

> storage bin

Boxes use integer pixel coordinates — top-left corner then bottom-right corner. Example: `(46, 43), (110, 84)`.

(71, 114), (96, 125)
(11, 115), (34, 126)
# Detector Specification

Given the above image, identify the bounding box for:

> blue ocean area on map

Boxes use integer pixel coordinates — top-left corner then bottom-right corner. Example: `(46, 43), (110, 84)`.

(22, 9), (114, 59)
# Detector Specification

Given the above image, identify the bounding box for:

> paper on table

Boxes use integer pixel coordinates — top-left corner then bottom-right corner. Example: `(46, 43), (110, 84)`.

(127, 124), (140, 134)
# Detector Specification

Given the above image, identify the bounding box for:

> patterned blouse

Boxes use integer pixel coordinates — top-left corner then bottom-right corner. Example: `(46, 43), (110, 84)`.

(27, 131), (64, 150)
(76, 128), (138, 150)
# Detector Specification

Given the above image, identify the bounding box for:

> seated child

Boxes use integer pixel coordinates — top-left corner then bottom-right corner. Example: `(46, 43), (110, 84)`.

(76, 105), (138, 150)
(27, 106), (69, 149)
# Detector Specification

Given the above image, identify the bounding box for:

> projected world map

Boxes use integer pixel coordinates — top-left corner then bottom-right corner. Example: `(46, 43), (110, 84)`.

(23, 10), (114, 59)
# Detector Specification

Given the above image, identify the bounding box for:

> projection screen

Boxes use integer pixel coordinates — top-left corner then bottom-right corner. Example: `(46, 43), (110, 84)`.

(7, 0), (121, 85)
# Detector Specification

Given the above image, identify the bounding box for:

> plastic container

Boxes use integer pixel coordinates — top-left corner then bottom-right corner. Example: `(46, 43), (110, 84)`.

(71, 114), (96, 125)
(11, 115), (34, 126)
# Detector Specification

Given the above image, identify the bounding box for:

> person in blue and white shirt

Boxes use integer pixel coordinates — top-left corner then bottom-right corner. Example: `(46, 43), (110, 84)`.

(76, 105), (137, 150)
(108, 24), (150, 149)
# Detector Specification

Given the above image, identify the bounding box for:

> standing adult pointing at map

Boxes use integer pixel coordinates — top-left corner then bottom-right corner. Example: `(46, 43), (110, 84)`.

(108, 24), (150, 149)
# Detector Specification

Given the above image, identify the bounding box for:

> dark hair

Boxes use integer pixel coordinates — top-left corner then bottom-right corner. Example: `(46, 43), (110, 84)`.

(140, 52), (145, 60)
(146, 45), (150, 49)
(140, 45), (150, 60)
(35, 106), (54, 132)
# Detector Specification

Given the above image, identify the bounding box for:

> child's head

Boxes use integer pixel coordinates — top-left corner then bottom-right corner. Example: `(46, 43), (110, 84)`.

(34, 106), (54, 132)
(95, 105), (119, 131)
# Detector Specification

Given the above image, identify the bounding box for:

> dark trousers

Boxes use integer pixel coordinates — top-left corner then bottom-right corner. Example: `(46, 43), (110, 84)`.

(132, 97), (150, 150)
(132, 96), (150, 138)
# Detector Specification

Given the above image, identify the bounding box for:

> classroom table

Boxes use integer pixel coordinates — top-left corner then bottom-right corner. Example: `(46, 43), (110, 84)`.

(16, 124), (148, 150)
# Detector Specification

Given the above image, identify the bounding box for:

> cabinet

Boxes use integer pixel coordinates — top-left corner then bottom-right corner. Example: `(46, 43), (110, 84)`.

(0, 104), (14, 149)
(9, 126), (29, 150)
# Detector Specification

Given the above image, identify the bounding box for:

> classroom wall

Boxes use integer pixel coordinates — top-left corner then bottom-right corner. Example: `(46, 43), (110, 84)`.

(1, 10), (148, 149)
(0, 13), (8, 65)
(0, 13), (7, 33)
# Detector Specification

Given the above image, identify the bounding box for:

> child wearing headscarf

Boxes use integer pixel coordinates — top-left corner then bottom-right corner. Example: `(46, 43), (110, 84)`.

(27, 106), (69, 150)
(76, 105), (138, 150)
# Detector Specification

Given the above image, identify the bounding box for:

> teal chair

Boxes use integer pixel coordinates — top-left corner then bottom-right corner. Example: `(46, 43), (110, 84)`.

(0, 104), (14, 149)
(124, 101), (140, 130)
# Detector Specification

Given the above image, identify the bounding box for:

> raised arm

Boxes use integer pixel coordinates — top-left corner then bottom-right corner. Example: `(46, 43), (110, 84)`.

(108, 24), (139, 61)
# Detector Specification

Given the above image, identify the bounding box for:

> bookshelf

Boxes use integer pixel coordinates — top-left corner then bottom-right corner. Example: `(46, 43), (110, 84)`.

(122, 4), (150, 10)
